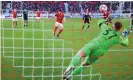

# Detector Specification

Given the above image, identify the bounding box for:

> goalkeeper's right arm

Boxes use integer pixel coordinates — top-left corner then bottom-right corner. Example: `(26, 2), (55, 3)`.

(97, 19), (109, 30)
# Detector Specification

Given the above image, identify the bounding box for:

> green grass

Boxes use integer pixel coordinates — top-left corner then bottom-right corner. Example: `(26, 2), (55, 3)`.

(1, 18), (133, 80)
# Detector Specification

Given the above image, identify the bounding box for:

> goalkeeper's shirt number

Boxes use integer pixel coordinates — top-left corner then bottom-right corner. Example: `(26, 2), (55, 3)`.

(103, 28), (117, 39)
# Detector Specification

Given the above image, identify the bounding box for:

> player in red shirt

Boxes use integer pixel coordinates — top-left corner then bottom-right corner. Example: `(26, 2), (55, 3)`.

(53, 9), (65, 38)
(102, 10), (112, 25)
(36, 9), (41, 22)
(12, 9), (17, 28)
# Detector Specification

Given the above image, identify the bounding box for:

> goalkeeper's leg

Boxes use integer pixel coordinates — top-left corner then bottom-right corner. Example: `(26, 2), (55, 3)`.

(64, 55), (99, 80)
(63, 43), (99, 80)
(63, 50), (85, 79)
(71, 53), (99, 75)
(64, 49), (104, 80)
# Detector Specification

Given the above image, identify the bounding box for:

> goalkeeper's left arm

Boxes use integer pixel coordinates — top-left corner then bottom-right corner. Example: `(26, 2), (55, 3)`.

(120, 28), (130, 46)
(119, 36), (129, 46)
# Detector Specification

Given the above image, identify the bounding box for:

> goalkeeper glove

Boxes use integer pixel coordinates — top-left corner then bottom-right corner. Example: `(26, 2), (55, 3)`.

(122, 28), (130, 38)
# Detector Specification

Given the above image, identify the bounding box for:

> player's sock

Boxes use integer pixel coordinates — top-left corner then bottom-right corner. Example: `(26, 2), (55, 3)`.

(71, 56), (91, 75)
(14, 22), (16, 28)
(64, 55), (81, 80)
(71, 66), (84, 75)
(82, 25), (85, 30)
(57, 29), (63, 36)
(54, 27), (57, 35)
(70, 55), (81, 66)
(87, 24), (90, 29)
(13, 22), (15, 28)
(65, 55), (81, 73)
(16, 22), (17, 27)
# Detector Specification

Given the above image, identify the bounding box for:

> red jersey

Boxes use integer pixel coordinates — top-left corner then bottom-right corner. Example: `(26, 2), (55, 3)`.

(37, 11), (40, 17)
(55, 12), (64, 23)
(103, 11), (110, 19)
(12, 10), (17, 18)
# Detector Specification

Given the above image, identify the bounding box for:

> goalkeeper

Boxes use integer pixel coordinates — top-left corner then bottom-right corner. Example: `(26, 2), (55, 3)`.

(63, 19), (129, 80)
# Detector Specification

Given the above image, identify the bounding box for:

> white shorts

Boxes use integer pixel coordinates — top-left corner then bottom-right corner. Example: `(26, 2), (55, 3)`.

(36, 17), (40, 20)
(55, 22), (64, 29)
(12, 18), (17, 21)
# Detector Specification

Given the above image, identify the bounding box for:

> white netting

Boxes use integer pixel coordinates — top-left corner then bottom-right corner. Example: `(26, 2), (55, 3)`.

(1, 8), (101, 80)
(2, 30), (101, 80)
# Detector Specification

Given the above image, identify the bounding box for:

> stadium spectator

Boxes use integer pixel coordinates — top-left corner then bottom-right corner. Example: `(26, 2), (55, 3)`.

(1, 1), (133, 13)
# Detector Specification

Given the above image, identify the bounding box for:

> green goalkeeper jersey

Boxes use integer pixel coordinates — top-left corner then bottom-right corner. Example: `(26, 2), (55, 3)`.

(89, 19), (128, 50)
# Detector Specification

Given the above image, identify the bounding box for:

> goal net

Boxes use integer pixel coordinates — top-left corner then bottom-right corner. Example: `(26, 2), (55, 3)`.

(1, 10), (101, 80)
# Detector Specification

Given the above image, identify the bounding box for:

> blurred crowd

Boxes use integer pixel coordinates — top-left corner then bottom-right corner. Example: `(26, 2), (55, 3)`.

(2, 1), (133, 13)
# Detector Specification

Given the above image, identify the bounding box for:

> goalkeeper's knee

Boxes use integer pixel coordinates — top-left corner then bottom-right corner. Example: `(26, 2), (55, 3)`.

(83, 57), (90, 66)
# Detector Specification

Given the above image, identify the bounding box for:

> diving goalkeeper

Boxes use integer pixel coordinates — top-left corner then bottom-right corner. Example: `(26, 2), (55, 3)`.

(63, 19), (129, 80)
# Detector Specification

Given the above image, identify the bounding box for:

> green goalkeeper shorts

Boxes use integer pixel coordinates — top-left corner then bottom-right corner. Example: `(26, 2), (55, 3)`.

(81, 43), (107, 64)
(81, 43), (99, 56)
(83, 49), (107, 65)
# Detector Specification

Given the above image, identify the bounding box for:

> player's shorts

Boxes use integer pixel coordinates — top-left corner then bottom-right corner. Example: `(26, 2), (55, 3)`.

(84, 20), (90, 24)
(36, 17), (40, 20)
(81, 43), (99, 56)
(81, 43), (107, 64)
(81, 43), (107, 57)
(84, 53), (99, 65)
(55, 22), (64, 29)
(12, 18), (17, 21)
(23, 17), (28, 20)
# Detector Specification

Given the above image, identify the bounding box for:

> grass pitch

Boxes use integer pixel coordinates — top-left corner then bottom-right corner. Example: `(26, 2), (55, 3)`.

(1, 18), (133, 80)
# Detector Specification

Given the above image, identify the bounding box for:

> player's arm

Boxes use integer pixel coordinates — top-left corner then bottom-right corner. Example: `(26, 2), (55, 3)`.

(63, 17), (65, 23)
(53, 13), (58, 18)
(83, 15), (85, 20)
(120, 28), (130, 46)
(97, 19), (109, 30)
(89, 15), (91, 20)
(49, 14), (56, 20)
(119, 36), (129, 46)
(12, 11), (14, 18)
(62, 16), (65, 24)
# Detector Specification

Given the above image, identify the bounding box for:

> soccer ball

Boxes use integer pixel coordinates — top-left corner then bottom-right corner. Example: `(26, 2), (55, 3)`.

(99, 4), (108, 12)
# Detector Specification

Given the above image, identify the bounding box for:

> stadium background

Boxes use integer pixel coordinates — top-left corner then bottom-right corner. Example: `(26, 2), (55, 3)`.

(1, 1), (133, 80)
